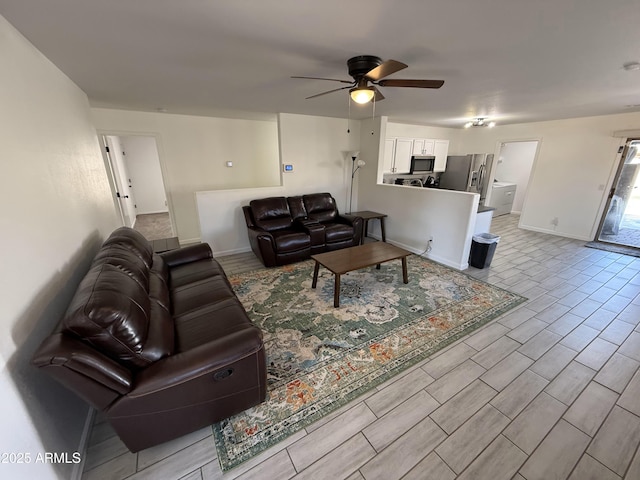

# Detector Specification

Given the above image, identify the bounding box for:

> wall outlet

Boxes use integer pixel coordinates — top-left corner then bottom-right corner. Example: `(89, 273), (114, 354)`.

(551, 217), (559, 226)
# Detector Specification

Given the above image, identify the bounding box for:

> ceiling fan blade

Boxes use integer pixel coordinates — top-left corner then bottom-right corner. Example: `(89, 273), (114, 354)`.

(305, 85), (351, 99)
(372, 86), (385, 101)
(377, 79), (445, 89)
(291, 76), (353, 84)
(364, 59), (408, 81)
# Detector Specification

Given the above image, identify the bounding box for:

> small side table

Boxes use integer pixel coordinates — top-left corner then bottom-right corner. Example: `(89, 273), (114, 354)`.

(349, 210), (387, 244)
(151, 236), (180, 253)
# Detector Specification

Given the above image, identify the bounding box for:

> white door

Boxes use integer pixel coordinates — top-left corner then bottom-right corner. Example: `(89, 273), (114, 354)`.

(104, 136), (136, 227)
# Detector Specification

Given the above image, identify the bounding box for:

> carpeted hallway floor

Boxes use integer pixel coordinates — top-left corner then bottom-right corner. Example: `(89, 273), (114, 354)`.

(133, 213), (173, 241)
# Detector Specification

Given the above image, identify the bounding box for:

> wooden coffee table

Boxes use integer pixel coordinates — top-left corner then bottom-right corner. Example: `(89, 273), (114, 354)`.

(311, 242), (411, 307)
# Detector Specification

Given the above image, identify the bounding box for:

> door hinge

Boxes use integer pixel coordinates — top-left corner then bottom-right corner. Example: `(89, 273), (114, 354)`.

(105, 146), (110, 153)
(116, 192), (121, 198)
(608, 188), (615, 199)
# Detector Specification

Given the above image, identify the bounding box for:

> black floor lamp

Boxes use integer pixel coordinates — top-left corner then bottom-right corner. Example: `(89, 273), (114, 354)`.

(348, 151), (365, 214)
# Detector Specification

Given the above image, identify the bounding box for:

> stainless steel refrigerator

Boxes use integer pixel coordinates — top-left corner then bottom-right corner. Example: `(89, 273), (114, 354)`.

(438, 154), (494, 205)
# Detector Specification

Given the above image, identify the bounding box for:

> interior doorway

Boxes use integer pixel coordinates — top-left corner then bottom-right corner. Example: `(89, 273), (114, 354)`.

(490, 140), (538, 214)
(596, 139), (640, 249)
(98, 134), (175, 240)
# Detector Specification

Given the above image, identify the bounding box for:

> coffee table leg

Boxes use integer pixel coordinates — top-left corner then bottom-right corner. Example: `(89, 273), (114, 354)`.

(334, 274), (341, 307)
(312, 261), (320, 288)
(380, 217), (386, 242)
(402, 256), (408, 284)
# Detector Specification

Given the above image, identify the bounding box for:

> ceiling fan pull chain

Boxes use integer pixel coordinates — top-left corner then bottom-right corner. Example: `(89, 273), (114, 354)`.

(347, 94), (351, 133)
(371, 95), (376, 135)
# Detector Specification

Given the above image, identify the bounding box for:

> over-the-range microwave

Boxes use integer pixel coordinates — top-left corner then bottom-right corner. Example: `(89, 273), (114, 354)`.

(409, 155), (435, 174)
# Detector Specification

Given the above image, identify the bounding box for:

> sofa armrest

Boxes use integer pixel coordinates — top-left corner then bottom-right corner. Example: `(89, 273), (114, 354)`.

(339, 214), (364, 244)
(245, 227), (278, 267)
(339, 214), (361, 226)
(32, 333), (133, 409)
(129, 326), (264, 397)
(160, 243), (213, 267)
(295, 218), (325, 246)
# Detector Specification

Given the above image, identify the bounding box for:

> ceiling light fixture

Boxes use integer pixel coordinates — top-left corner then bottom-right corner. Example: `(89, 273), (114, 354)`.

(350, 87), (375, 104)
(464, 117), (496, 128)
(623, 62), (640, 71)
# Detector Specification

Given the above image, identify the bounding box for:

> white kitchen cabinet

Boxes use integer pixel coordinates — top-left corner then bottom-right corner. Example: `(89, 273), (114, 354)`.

(487, 182), (517, 216)
(433, 140), (449, 172)
(412, 138), (435, 156)
(385, 136), (449, 174)
(383, 137), (412, 173)
(394, 138), (413, 173)
(383, 138), (396, 174)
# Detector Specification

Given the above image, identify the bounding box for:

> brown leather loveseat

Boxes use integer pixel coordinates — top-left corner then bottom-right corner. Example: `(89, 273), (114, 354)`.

(242, 192), (363, 267)
(32, 227), (266, 452)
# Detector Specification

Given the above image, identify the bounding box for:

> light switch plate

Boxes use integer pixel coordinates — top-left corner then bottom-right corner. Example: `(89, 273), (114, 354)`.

(226, 161), (233, 167)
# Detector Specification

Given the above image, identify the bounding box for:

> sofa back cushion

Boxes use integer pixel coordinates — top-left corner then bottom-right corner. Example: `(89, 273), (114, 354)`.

(287, 196), (307, 220)
(103, 227), (154, 268)
(250, 197), (293, 231)
(303, 193), (338, 223)
(62, 229), (173, 370)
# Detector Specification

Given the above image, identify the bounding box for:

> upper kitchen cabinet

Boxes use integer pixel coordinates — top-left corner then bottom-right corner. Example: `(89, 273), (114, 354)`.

(434, 140), (449, 172)
(412, 138), (435, 156)
(384, 137), (449, 174)
(383, 137), (413, 173)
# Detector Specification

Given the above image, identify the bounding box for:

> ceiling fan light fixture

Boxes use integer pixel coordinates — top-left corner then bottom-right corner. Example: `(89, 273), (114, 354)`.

(350, 87), (375, 104)
(466, 117), (496, 128)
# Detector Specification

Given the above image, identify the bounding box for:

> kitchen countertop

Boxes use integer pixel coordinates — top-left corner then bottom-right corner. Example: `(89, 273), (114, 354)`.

(478, 206), (495, 213)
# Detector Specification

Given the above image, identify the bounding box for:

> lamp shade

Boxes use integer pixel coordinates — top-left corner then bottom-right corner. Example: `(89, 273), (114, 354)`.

(350, 87), (375, 104)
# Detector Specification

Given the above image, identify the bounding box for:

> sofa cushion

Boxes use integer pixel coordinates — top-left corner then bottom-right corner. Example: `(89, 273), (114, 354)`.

(62, 263), (154, 369)
(173, 298), (254, 351)
(93, 245), (150, 292)
(63, 252), (174, 369)
(250, 197), (293, 232)
(271, 229), (311, 253)
(168, 258), (226, 289)
(303, 193), (338, 223)
(287, 196), (307, 220)
(170, 275), (237, 317)
(103, 227), (154, 268)
(325, 223), (354, 243)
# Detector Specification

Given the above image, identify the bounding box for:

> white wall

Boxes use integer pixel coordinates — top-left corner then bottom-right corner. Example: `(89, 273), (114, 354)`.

(457, 113), (640, 240)
(0, 14), (118, 479)
(493, 140), (538, 213)
(120, 136), (168, 215)
(91, 108), (281, 244)
(197, 113), (361, 255)
(358, 117), (480, 269)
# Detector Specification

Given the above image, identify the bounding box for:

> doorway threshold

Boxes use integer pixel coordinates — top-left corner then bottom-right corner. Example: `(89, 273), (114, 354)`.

(585, 241), (640, 258)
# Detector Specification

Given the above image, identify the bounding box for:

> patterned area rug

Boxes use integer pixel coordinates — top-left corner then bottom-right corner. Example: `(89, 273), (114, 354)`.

(214, 255), (526, 471)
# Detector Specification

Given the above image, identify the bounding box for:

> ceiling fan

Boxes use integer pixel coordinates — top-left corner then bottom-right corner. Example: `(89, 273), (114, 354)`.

(292, 55), (444, 104)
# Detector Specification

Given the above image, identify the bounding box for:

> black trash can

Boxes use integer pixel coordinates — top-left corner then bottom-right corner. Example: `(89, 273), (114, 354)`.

(470, 233), (500, 268)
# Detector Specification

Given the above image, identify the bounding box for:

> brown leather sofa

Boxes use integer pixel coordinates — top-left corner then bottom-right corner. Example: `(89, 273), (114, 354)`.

(32, 227), (266, 452)
(242, 193), (363, 267)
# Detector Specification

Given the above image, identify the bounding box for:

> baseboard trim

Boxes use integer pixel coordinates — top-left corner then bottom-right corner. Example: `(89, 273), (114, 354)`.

(364, 235), (467, 270)
(213, 246), (252, 257)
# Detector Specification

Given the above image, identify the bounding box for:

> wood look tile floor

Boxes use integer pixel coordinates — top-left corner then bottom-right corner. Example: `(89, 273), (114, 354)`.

(82, 214), (640, 480)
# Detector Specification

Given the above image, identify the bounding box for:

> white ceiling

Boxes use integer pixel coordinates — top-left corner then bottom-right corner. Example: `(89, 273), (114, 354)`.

(2, 0), (640, 127)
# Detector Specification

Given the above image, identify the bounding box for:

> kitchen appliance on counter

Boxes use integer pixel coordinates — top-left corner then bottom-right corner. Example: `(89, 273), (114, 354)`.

(438, 154), (494, 205)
